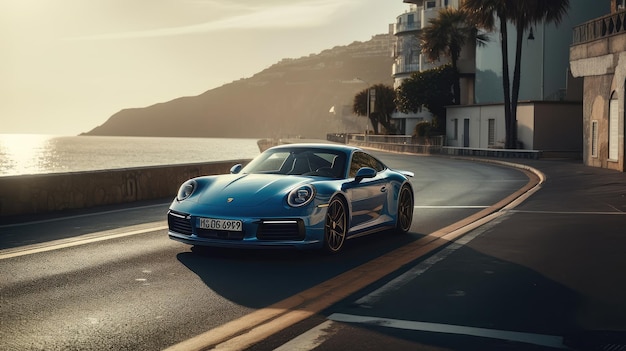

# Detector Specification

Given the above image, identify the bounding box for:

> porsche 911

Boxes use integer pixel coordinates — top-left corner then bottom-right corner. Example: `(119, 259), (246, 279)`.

(167, 143), (414, 253)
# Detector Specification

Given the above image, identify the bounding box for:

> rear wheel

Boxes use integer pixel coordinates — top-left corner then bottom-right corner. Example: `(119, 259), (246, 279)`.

(323, 197), (347, 253)
(396, 184), (413, 233)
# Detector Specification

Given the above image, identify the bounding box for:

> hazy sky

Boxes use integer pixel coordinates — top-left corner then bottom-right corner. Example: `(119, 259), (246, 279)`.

(1, 0), (409, 136)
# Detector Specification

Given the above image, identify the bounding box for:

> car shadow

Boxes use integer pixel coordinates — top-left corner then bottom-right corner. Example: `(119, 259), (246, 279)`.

(176, 229), (422, 308)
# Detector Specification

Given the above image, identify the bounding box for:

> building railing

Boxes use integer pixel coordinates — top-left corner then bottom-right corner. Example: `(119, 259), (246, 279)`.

(572, 10), (626, 44)
(393, 21), (421, 35)
(392, 62), (421, 75)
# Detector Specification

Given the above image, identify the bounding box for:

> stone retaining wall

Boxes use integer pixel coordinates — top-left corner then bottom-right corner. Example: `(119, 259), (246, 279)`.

(0, 160), (250, 218)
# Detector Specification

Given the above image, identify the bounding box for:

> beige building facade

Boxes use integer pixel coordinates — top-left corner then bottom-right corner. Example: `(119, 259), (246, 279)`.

(570, 6), (626, 171)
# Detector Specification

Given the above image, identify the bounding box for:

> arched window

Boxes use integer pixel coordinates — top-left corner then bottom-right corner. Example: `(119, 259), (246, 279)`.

(609, 91), (619, 161)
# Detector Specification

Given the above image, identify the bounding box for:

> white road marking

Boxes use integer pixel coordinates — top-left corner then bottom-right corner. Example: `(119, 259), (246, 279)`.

(328, 313), (567, 349)
(0, 221), (168, 260)
(415, 205), (490, 209)
(273, 321), (336, 351)
(508, 209), (626, 215)
(0, 202), (170, 228)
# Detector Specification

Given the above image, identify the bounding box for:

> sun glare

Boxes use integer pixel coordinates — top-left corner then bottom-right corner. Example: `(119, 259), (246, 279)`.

(0, 134), (56, 176)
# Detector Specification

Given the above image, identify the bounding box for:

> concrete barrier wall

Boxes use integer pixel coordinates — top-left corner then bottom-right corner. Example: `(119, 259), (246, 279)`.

(0, 159), (251, 218)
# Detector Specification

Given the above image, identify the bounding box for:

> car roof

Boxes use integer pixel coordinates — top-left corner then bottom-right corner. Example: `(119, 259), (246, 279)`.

(266, 143), (362, 153)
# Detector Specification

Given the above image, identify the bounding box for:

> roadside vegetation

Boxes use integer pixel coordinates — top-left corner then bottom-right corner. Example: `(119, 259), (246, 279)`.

(352, 84), (397, 135)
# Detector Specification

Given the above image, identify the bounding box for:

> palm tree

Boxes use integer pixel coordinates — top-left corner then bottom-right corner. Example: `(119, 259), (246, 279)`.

(463, 0), (570, 149)
(420, 7), (487, 105)
(463, 0), (513, 147)
(353, 84), (398, 134)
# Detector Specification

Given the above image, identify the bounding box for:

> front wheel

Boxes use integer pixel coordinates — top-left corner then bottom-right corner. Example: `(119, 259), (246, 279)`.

(396, 184), (414, 233)
(323, 197), (348, 253)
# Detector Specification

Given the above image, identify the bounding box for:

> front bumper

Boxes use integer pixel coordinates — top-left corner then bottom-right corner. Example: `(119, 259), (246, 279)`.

(167, 210), (325, 250)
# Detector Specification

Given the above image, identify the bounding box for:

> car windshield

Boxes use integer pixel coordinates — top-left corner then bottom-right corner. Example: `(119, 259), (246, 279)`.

(241, 148), (347, 178)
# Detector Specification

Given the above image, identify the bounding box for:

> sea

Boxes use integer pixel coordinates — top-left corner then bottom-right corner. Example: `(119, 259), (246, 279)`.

(0, 134), (261, 177)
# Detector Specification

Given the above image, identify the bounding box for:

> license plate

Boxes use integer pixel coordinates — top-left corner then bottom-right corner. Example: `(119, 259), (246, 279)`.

(198, 217), (243, 232)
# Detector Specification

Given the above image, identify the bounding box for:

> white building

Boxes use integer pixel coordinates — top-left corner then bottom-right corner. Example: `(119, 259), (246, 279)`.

(391, 0), (472, 136)
(392, 0), (611, 157)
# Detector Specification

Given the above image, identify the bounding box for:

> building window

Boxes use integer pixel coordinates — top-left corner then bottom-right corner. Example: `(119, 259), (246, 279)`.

(488, 119), (495, 146)
(591, 120), (599, 158)
(452, 118), (458, 140)
(426, 1), (436, 9)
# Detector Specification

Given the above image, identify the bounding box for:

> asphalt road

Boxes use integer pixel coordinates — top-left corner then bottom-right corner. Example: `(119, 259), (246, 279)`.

(0, 152), (534, 350)
(247, 156), (626, 351)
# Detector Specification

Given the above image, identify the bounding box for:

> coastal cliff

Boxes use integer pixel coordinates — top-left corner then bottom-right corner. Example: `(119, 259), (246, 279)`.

(83, 34), (395, 139)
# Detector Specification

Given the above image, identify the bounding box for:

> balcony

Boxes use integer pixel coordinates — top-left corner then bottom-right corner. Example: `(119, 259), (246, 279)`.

(393, 62), (421, 75)
(572, 10), (626, 44)
(394, 10), (422, 35)
(394, 21), (422, 35)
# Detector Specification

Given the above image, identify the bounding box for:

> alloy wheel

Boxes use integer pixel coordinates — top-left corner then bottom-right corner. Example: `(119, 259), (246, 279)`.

(396, 185), (413, 233)
(324, 197), (347, 253)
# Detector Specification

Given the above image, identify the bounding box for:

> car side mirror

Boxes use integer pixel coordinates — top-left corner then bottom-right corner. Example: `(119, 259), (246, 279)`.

(355, 167), (376, 182)
(230, 164), (243, 174)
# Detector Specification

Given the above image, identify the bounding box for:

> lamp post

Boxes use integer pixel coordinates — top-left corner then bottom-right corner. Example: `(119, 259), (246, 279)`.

(355, 78), (375, 140)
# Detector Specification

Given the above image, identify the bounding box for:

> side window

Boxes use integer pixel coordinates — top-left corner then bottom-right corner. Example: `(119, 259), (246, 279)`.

(349, 152), (385, 178)
(591, 120), (599, 158)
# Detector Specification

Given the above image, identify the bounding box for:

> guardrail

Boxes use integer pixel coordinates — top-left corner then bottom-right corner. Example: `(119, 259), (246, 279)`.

(439, 147), (542, 159)
(572, 10), (626, 44)
(327, 133), (542, 159)
(327, 133), (444, 146)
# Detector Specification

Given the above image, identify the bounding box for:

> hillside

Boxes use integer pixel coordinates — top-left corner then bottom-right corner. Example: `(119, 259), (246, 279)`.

(83, 34), (395, 139)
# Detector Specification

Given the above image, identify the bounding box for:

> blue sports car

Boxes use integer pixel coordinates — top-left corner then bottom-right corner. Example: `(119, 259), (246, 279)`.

(167, 143), (414, 253)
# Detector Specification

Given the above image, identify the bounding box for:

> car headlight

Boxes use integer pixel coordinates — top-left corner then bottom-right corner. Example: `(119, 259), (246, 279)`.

(177, 179), (197, 201)
(287, 184), (316, 207)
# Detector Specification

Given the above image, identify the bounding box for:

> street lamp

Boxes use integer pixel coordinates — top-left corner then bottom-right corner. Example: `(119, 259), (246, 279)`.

(355, 78), (375, 139)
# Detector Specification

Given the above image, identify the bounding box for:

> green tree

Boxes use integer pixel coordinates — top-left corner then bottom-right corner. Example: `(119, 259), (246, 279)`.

(395, 65), (456, 132)
(420, 7), (487, 105)
(463, 0), (570, 149)
(353, 84), (397, 134)
(413, 121), (433, 138)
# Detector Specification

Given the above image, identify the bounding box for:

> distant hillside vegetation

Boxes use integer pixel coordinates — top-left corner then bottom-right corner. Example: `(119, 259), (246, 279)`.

(83, 34), (395, 139)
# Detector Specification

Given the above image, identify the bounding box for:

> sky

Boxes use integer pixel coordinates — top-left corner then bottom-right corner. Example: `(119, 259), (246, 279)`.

(1, 0), (409, 136)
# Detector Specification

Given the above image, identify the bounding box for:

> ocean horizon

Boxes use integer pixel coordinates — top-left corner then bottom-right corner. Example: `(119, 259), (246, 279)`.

(0, 134), (261, 177)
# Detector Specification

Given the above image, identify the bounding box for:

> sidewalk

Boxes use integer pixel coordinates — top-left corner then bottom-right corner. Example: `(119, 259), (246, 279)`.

(465, 157), (626, 348)
(511, 158), (626, 213)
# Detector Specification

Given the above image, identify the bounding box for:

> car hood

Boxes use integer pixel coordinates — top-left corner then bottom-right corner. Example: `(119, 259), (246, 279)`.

(196, 173), (310, 207)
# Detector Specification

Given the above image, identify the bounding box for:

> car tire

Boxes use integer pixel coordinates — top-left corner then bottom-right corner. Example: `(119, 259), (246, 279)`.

(323, 197), (348, 253)
(396, 184), (413, 233)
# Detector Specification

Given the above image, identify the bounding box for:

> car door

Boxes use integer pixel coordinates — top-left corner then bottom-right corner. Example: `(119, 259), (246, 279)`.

(344, 151), (389, 231)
